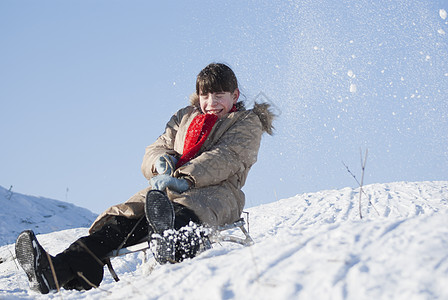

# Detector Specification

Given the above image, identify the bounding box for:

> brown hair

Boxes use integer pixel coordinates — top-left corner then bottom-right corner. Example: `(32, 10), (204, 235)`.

(196, 63), (239, 96)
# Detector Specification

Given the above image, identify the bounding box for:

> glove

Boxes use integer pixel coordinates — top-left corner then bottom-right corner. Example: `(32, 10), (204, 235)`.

(155, 154), (178, 175)
(150, 174), (190, 193)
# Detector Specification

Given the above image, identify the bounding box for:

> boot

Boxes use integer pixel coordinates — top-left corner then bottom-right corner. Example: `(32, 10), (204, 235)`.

(145, 190), (176, 264)
(15, 230), (74, 294)
(174, 224), (204, 262)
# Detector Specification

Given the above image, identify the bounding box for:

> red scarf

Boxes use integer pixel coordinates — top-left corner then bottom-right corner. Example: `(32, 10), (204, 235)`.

(176, 105), (237, 168)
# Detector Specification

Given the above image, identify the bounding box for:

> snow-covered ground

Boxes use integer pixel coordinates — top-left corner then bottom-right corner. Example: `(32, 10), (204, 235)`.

(0, 185), (97, 246)
(0, 181), (447, 299)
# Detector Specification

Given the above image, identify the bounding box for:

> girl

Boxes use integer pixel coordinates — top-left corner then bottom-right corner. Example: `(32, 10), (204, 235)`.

(15, 63), (275, 294)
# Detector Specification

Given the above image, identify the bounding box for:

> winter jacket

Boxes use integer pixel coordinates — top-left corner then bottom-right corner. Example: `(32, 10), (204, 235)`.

(89, 97), (274, 234)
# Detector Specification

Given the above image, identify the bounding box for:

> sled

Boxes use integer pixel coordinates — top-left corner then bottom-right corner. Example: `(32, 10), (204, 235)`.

(104, 218), (254, 281)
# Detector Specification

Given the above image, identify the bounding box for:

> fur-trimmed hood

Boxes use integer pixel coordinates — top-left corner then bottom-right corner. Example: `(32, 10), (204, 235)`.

(189, 93), (275, 135)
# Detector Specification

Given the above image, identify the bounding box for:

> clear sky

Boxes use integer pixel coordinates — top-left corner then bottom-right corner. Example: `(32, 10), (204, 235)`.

(1, 0), (447, 214)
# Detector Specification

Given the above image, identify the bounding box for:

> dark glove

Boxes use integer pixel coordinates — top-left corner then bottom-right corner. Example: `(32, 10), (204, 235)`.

(150, 174), (189, 193)
(155, 154), (178, 175)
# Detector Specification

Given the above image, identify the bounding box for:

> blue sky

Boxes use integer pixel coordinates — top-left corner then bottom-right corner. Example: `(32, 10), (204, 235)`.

(1, 0), (447, 214)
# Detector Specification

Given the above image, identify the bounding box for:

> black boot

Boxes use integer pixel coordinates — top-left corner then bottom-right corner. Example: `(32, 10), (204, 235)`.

(54, 237), (105, 291)
(15, 230), (74, 294)
(172, 200), (206, 261)
(174, 224), (204, 262)
(145, 190), (176, 264)
(52, 216), (149, 291)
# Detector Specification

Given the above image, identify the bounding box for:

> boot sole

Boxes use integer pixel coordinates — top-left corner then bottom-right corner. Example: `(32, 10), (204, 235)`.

(15, 231), (50, 294)
(145, 190), (175, 264)
(145, 190), (175, 234)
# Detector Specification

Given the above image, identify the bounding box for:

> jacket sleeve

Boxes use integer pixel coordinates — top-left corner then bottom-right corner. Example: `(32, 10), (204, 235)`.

(141, 109), (183, 180)
(175, 112), (263, 188)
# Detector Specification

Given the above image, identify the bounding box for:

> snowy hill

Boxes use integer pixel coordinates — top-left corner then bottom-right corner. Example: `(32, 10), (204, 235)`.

(0, 185), (97, 246)
(0, 181), (447, 299)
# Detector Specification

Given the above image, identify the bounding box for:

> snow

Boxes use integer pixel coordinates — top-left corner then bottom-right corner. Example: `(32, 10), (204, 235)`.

(440, 9), (447, 20)
(347, 70), (355, 78)
(1, 181), (447, 299)
(0, 185), (97, 246)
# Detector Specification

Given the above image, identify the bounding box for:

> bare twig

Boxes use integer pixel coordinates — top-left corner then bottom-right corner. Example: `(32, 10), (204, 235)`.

(46, 252), (62, 298)
(342, 148), (379, 219)
(77, 272), (98, 288)
(76, 272), (114, 294)
(116, 216), (145, 253)
(76, 240), (105, 267)
(342, 160), (379, 216)
(342, 162), (361, 187)
(358, 149), (368, 219)
(5, 185), (13, 200)
(77, 235), (145, 296)
(7, 246), (20, 271)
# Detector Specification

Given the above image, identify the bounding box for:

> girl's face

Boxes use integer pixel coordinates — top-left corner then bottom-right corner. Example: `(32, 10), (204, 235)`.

(199, 89), (239, 118)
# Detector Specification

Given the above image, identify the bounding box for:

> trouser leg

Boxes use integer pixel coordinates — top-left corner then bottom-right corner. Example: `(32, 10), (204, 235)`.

(56, 203), (202, 290)
(173, 202), (201, 229)
(58, 216), (150, 290)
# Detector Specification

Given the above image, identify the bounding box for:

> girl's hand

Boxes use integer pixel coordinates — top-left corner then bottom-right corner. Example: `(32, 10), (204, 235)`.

(150, 174), (189, 193)
(155, 154), (178, 175)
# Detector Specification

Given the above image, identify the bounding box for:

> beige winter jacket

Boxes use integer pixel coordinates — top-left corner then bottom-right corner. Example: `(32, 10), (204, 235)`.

(89, 99), (274, 234)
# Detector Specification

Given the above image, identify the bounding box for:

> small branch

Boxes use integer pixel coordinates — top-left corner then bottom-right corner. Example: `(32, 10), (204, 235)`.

(7, 246), (20, 271)
(46, 252), (61, 294)
(76, 273), (112, 295)
(342, 162), (361, 186)
(342, 148), (379, 219)
(5, 185), (13, 201)
(358, 149), (368, 219)
(342, 160), (379, 216)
